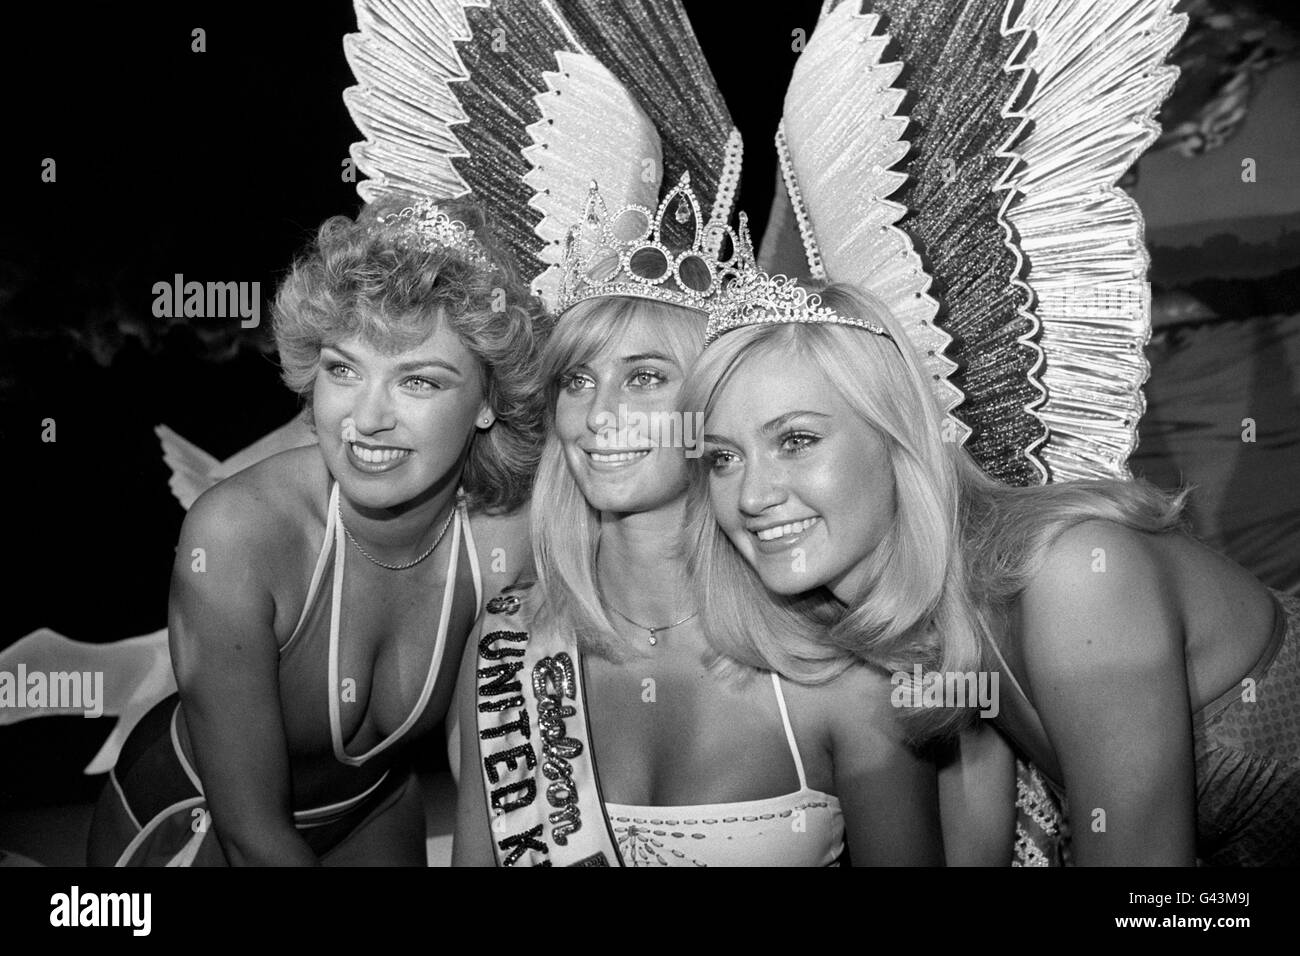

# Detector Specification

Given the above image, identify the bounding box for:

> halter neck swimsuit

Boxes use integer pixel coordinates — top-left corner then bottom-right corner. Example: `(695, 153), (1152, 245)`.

(94, 481), (481, 866)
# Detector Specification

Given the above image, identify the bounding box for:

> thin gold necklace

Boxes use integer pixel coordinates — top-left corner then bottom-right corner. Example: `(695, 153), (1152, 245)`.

(338, 498), (456, 571)
(604, 603), (698, 646)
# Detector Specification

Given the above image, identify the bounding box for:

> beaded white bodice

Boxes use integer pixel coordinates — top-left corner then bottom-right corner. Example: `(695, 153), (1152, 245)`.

(604, 673), (844, 867)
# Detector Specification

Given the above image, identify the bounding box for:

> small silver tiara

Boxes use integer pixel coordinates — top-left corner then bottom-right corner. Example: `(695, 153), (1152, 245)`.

(556, 172), (750, 315)
(371, 198), (492, 268)
(705, 268), (894, 345)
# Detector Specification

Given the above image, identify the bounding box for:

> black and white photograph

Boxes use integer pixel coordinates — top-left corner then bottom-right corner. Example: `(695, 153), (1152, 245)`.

(1, 0), (1298, 930)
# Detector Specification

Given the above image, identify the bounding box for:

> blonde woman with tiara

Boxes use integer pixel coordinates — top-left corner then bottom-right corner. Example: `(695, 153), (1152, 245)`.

(451, 181), (961, 867)
(691, 0), (1271, 864)
(338, 0), (1019, 865)
(686, 273), (1300, 866)
(740, 0), (1300, 862)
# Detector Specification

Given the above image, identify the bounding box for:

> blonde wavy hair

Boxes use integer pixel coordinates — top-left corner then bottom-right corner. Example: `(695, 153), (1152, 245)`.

(271, 195), (551, 514)
(682, 282), (1188, 742)
(527, 294), (838, 668)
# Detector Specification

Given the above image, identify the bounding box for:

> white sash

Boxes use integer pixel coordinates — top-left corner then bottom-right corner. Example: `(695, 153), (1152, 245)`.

(474, 586), (621, 867)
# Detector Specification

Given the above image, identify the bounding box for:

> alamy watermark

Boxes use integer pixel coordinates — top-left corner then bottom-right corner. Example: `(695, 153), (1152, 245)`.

(594, 404), (704, 459)
(50, 886), (151, 936)
(891, 666), (999, 718)
(152, 273), (261, 327)
(0, 665), (104, 717)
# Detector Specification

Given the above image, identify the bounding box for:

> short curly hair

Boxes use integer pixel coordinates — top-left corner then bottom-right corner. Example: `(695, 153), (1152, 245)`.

(272, 194), (552, 514)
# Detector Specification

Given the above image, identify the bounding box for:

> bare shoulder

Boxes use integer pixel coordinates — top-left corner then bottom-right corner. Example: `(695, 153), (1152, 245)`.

(1018, 519), (1182, 677)
(227, 443), (327, 503)
(785, 662), (906, 748)
(1032, 519), (1160, 584)
(168, 448), (330, 682)
(180, 445), (327, 579)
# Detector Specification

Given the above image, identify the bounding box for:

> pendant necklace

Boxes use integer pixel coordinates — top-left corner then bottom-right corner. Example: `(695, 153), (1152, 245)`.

(605, 603), (698, 646)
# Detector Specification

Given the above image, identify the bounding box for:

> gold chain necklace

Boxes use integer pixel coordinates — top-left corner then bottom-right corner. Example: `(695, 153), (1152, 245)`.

(338, 498), (456, 571)
(605, 603), (698, 646)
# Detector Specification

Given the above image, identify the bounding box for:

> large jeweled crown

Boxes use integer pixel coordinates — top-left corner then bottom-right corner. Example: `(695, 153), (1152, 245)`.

(371, 198), (492, 268)
(555, 173), (751, 315)
(705, 267), (895, 345)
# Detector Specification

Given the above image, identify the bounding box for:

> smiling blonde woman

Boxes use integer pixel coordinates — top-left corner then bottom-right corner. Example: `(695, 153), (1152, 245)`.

(86, 197), (549, 866)
(687, 277), (1300, 866)
(451, 177), (966, 867)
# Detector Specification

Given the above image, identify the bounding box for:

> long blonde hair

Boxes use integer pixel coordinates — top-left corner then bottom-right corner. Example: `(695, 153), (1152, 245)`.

(682, 282), (1188, 742)
(529, 295), (705, 660)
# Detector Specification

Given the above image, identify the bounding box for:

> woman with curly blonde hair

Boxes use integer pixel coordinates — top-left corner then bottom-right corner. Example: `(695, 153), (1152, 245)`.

(87, 197), (550, 865)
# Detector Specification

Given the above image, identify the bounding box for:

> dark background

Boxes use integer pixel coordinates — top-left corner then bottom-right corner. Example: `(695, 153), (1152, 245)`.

(0, 1), (825, 809)
(4, 1), (1299, 821)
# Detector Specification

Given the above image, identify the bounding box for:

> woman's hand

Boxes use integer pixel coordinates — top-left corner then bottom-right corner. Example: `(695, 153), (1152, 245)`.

(1019, 520), (1197, 866)
(169, 482), (318, 866)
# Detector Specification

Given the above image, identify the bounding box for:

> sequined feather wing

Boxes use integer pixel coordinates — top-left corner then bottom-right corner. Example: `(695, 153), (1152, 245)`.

(1002, 0), (1187, 480)
(777, 2), (966, 438)
(782, 0), (1047, 484)
(863, 0), (1047, 485)
(344, 1), (742, 306)
(555, 1), (744, 247)
(521, 50), (664, 306)
(344, 0), (583, 291)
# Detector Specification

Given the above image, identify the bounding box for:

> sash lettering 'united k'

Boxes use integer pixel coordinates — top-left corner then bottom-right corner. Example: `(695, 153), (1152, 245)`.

(474, 587), (620, 867)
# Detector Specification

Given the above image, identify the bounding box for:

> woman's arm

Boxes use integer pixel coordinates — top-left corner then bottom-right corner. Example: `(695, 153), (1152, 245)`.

(1019, 521), (1197, 866)
(827, 665), (946, 866)
(937, 723), (1017, 865)
(451, 616), (496, 866)
(169, 484), (317, 865)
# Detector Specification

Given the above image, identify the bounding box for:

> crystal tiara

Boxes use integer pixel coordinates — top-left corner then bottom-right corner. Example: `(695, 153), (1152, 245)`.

(705, 268), (895, 345)
(555, 173), (750, 315)
(371, 198), (492, 268)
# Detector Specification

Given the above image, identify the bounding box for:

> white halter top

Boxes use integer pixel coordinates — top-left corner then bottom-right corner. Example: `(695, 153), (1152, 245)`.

(282, 481), (482, 768)
(604, 673), (845, 866)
